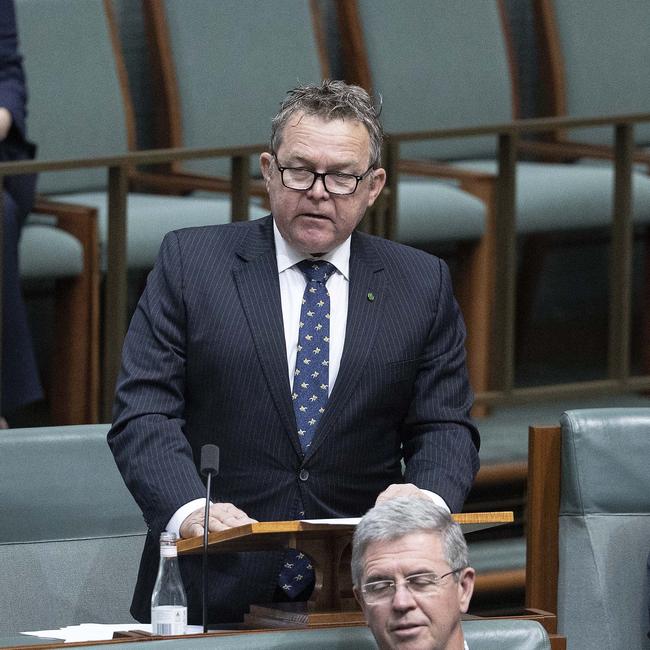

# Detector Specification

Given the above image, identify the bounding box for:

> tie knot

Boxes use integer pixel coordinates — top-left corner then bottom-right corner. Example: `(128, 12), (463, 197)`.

(297, 260), (335, 284)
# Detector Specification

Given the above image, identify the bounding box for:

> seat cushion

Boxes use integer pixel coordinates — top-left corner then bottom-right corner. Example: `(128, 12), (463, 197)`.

(19, 223), (84, 279)
(49, 192), (268, 270)
(396, 176), (486, 244)
(453, 160), (650, 232)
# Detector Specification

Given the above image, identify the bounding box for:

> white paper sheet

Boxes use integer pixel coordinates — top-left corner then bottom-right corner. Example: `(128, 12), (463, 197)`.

(22, 623), (203, 643)
(300, 517), (360, 525)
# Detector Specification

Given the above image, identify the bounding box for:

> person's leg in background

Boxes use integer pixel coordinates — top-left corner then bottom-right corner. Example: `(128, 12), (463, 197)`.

(1, 190), (42, 425)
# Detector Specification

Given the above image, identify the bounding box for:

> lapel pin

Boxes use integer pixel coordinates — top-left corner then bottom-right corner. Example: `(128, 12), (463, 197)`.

(367, 292), (375, 302)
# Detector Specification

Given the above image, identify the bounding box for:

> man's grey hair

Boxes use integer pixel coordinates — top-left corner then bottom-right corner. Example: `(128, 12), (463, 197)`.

(351, 497), (469, 588)
(270, 79), (384, 168)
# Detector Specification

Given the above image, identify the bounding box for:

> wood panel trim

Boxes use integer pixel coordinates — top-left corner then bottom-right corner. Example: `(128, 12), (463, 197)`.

(525, 424), (561, 613)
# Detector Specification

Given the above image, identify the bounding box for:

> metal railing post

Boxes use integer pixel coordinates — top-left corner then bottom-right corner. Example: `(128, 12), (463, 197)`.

(493, 131), (518, 394)
(102, 165), (129, 420)
(231, 155), (251, 221)
(609, 122), (634, 381)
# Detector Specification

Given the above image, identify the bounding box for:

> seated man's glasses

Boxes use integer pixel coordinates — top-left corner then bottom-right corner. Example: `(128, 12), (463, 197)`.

(273, 153), (374, 196)
(361, 569), (464, 604)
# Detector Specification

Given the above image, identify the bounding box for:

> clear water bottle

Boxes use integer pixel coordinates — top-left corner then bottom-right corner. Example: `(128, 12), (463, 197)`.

(151, 532), (187, 635)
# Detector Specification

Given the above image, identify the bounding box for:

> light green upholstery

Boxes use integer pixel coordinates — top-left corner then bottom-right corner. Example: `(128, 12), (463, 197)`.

(396, 176), (485, 243)
(557, 409), (650, 650)
(470, 537), (526, 574)
(160, 0), (324, 177)
(356, 0), (512, 161)
(550, 0), (650, 146)
(15, 0), (127, 194)
(51, 192), (265, 270)
(0, 425), (146, 634)
(14, 0), (264, 278)
(19, 223), (83, 279)
(12, 619), (550, 649)
(455, 160), (650, 231)
(350, 0), (650, 245)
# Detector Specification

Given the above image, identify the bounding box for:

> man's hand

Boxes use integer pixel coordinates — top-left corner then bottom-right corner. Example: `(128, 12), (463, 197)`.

(179, 502), (257, 538)
(375, 483), (432, 504)
(0, 108), (12, 141)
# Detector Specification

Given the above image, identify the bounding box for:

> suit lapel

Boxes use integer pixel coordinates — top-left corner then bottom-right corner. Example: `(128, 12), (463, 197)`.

(308, 233), (386, 458)
(232, 218), (301, 455)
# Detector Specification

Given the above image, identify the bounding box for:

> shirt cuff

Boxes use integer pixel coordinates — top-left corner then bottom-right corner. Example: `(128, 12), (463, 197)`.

(166, 498), (207, 536)
(420, 489), (450, 513)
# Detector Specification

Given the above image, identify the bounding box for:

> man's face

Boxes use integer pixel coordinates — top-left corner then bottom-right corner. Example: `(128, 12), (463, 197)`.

(260, 112), (386, 256)
(355, 531), (475, 650)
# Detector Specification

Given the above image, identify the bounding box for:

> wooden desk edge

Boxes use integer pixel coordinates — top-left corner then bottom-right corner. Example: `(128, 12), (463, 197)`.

(177, 512), (514, 554)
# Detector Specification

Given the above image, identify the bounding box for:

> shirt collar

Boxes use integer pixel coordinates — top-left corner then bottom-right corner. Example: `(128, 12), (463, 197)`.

(273, 219), (350, 280)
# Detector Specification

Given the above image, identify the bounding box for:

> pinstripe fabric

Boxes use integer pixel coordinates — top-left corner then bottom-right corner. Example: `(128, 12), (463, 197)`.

(108, 215), (479, 624)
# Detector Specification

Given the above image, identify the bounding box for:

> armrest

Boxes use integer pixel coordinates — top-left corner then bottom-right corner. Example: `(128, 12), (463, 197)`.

(518, 139), (650, 172)
(32, 196), (98, 244)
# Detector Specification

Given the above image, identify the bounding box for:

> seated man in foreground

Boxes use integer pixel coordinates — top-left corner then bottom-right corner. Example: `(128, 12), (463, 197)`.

(352, 497), (475, 650)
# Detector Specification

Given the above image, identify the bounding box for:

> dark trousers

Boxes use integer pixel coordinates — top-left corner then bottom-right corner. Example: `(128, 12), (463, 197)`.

(2, 190), (42, 413)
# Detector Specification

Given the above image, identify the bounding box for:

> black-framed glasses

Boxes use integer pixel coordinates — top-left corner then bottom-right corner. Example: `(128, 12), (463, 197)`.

(361, 568), (464, 604)
(273, 154), (374, 196)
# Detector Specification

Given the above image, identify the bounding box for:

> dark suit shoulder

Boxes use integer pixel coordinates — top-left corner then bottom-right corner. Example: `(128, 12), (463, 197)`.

(161, 215), (273, 261)
(353, 230), (446, 284)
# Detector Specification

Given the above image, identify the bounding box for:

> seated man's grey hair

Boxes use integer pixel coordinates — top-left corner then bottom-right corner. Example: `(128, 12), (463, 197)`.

(351, 497), (469, 589)
(270, 79), (384, 168)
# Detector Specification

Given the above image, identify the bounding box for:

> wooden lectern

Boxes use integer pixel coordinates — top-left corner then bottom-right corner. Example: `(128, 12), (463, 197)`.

(177, 511), (513, 627)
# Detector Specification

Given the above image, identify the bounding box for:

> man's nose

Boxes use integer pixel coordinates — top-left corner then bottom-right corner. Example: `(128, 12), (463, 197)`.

(307, 174), (330, 199)
(391, 582), (417, 610)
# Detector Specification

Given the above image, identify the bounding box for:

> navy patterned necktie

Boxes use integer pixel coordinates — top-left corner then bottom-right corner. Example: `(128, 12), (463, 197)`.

(278, 259), (335, 599)
(291, 259), (335, 453)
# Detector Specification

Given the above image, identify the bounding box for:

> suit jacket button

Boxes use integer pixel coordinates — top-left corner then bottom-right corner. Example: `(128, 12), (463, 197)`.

(299, 469), (309, 481)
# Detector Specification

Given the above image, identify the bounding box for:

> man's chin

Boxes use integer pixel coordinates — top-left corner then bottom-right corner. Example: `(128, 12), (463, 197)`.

(293, 230), (334, 256)
(387, 624), (430, 647)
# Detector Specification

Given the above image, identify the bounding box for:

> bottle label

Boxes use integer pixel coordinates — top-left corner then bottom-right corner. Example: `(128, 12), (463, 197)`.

(151, 605), (187, 636)
(160, 546), (178, 558)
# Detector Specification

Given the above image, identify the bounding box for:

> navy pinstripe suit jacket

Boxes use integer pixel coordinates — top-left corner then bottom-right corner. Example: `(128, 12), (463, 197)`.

(108, 215), (479, 624)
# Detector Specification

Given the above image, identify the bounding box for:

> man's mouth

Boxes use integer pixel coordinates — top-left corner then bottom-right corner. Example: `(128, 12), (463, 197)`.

(389, 621), (426, 637)
(301, 212), (328, 220)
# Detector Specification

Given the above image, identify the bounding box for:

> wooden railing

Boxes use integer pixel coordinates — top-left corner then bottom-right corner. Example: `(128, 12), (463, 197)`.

(1, 112), (649, 420)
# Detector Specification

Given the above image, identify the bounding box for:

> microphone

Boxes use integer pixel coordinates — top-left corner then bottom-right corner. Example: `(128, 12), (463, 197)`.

(200, 444), (219, 634)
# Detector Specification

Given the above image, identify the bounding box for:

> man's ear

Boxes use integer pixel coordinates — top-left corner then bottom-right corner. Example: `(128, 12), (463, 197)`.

(366, 167), (387, 208)
(259, 152), (273, 181)
(457, 567), (476, 614)
(353, 585), (368, 615)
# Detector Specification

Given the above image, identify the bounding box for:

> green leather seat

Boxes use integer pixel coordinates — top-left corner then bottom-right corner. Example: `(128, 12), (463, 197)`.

(557, 409), (650, 650)
(0, 425), (145, 634)
(15, 0), (267, 275)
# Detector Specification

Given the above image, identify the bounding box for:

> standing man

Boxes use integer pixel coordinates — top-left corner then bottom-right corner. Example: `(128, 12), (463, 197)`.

(109, 80), (479, 624)
(351, 497), (475, 650)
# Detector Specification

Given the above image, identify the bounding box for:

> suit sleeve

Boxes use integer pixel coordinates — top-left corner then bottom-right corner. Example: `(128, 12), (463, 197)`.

(401, 258), (480, 512)
(108, 232), (205, 535)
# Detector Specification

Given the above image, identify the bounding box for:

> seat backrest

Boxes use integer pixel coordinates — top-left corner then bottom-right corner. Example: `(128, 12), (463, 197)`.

(555, 408), (650, 650)
(337, 0), (515, 161)
(527, 412), (650, 649)
(535, 0), (650, 146)
(15, 0), (134, 194)
(0, 425), (146, 634)
(145, 0), (327, 176)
